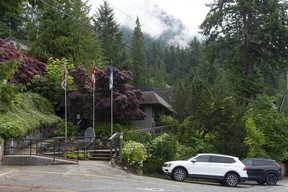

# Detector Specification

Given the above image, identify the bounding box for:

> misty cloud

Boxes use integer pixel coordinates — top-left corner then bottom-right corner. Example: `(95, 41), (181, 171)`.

(90, 0), (211, 47)
(114, 1), (192, 46)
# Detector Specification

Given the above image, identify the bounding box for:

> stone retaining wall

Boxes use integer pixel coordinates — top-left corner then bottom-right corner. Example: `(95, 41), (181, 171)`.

(2, 126), (56, 162)
(2, 155), (77, 166)
(4, 126), (55, 151)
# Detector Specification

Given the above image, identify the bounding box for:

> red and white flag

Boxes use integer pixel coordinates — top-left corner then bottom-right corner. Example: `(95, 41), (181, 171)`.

(91, 65), (97, 89)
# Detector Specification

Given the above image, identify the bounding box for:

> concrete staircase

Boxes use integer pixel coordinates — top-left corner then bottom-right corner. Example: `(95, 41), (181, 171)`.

(89, 149), (113, 161)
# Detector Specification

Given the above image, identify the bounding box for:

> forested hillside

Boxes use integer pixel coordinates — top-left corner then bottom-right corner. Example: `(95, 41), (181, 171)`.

(1, 0), (288, 164)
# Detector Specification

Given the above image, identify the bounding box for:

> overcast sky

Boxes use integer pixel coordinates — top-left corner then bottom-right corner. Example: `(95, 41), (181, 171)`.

(89, 0), (212, 39)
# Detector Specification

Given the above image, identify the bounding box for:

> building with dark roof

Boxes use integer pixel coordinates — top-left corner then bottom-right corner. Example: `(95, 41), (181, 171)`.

(4, 36), (29, 51)
(130, 88), (174, 128)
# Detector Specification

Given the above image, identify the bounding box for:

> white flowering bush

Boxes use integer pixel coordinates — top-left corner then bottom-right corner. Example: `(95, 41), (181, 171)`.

(122, 141), (148, 166)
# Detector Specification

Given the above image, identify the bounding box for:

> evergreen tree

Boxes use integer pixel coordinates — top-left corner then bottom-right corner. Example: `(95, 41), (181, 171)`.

(149, 56), (166, 88)
(200, 0), (288, 100)
(28, 0), (102, 68)
(131, 17), (149, 87)
(93, 0), (126, 68)
(186, 38), (205, 79)
(0, 0), (22, 16)
(167, 46), (186, 86)
(0, 1), (28, 40)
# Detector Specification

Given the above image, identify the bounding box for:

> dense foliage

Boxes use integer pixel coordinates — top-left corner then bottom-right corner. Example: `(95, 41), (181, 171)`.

(29, 57), (74, 106)
(0, 0), (27, 39)
(200, 0), (288, 100)
(0, 38), (21, 104)
(13, 55), (46, 85)
(28, 0), (103, 67)
(143, 133), (177, 173)
(243, 95), (288, 162)
(93, 0), (127, 68)
(0, 92), (61, 139)
(122, 141), (148, 167)
(131, 17), (149, 87)
(69, 64), (146, 123)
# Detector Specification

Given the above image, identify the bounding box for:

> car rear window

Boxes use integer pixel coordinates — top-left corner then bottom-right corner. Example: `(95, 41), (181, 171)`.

(210, 156), (236, 163)
(242, 159), (252, 166)
(253, 160), (274, 166)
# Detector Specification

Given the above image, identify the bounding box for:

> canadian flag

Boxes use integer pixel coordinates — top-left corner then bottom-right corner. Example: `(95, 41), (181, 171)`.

(91, 65), (97, 89)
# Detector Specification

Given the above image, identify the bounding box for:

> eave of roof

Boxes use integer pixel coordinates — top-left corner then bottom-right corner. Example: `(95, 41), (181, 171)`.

(4, 36), (28, 46)
(141, 91), (173, 112)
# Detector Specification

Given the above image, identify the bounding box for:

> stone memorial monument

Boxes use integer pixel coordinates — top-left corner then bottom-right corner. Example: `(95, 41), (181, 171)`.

(84, 127), (95, 144)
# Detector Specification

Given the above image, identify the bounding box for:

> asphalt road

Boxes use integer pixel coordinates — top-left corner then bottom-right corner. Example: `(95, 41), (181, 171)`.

(0, 161), (287, 192)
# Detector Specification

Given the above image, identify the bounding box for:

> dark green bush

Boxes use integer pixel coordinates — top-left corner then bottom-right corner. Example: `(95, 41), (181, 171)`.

(95, 123), (140, 139)
(175, 144), (196, 160)
(53, 121), (79, 137)
(143, 133), (177, 174)
(123, 130), (153, 144)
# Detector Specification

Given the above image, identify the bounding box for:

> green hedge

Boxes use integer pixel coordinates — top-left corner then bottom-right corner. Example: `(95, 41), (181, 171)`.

(0, 92), (61, 139)
(143, 133), (177, 173)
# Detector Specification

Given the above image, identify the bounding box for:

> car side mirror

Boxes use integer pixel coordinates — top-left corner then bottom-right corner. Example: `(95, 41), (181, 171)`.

(192, 159), (197, 163)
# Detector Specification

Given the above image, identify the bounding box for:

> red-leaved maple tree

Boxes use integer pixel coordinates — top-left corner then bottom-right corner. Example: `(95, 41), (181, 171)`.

(69, 65), (146, 123)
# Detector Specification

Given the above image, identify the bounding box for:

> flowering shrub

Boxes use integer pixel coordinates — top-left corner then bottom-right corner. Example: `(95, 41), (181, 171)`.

(122, 141), (148, 166)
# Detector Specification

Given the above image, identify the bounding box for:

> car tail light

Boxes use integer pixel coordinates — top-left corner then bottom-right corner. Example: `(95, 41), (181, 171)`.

(243, 167), (247, 171)
(279, 165), (282, 169)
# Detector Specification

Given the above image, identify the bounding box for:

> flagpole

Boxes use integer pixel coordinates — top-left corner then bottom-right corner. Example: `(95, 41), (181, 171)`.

(93, 82), (95, 130)
(65, 86), (67, 139)
(92, 62), (95, 132)
(111, 86), (113, 136)
(64, 65), (67, 139)
(110, 62), (113, 136)
(61, 64), (67, 139)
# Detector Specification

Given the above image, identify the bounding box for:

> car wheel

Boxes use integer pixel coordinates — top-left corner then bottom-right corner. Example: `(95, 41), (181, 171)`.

(172, 167), (187, 181)
(266, 173), (277, 185)
(257, 180), (266, 185)
(225, 173), (238, 187)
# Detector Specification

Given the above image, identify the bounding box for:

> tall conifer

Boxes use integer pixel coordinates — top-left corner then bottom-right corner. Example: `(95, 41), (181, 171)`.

(132, 17), (149, 87)
(93, 0), (126, 68)
(28, 0), (102, 67)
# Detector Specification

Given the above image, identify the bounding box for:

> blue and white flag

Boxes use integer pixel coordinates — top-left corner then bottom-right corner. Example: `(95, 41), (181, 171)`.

(109, 63), (113, 89)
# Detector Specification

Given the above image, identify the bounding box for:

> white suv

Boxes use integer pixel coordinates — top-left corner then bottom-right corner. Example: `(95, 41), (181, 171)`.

(162, 153), (248, 187)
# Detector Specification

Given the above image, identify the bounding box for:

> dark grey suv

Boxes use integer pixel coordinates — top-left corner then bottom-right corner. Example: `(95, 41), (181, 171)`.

(241, 158), (282, 185)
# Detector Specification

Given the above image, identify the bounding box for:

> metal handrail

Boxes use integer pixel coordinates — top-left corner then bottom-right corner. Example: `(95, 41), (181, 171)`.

(109, 132), (123, 163)
(134, 125), (172, 133)
(4, 134), (124, 163)
(4, 138), (79, 163)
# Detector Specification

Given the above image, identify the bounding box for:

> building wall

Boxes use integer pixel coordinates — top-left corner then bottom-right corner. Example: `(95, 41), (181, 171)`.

(6, 39), (28, 51)
(131, 105), (154, 129)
